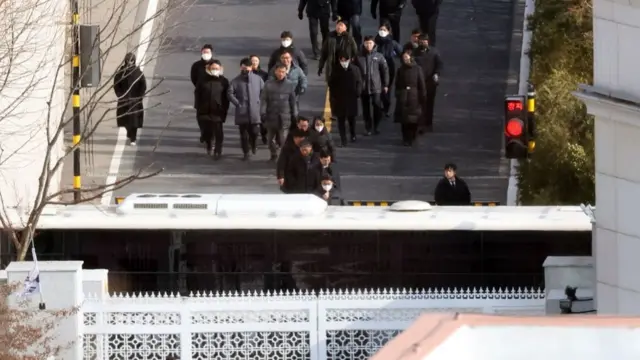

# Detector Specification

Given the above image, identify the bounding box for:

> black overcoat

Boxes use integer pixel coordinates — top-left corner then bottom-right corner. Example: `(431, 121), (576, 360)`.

(329, 64), (362, 118)
(114, 56), (147, 129)
(394, 62), (426, 124)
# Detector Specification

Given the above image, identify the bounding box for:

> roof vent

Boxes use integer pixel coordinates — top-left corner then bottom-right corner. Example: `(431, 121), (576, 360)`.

(116, 193), (222, 215)
(389, 200), (432, 212)
(216, 194), (327, 217)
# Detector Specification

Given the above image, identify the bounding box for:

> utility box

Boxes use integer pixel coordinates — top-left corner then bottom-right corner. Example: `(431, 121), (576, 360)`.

(79, 25), (101, 88)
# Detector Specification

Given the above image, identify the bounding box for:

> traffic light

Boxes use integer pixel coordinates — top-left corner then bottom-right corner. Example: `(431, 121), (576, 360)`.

(504, 95), (528, 159)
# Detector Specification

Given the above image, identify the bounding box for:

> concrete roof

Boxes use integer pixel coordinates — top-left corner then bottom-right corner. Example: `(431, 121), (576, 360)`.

(371, 314), (640, 360)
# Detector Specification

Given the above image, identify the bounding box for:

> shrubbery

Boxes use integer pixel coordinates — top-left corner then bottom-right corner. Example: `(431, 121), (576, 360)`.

(517, 0), (595, 204)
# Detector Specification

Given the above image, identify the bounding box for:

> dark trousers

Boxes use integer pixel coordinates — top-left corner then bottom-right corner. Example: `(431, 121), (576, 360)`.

(343, 14), (362, 46)
(401, 123), (418, 143)
(200, 121), (224, 153)
(267, 127), (286, 156)
(238, 124), (258, 154)
(260, 124), (268, 144)
(380, 13), (401, 42)
(418, 12), (439, 46)
(361, 93), (382, 132)
(337, 116), (356, 143)
(381, 61), (396, 113)
(422, 83), (437, 129)
(126, 126), (138, 142)
(308, 14), (330, 56)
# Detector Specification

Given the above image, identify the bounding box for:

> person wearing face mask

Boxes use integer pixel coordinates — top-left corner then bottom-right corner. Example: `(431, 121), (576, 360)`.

(357, 36), (389, 136)
(194, 60), (230, 159)
(191, 44), (215, 144)
(318, 150), (341, 189)
(375, 22), (403, 117)
(412, 0), (442, 46)
(395, 51), (426, 146)
(261, 64), (299, 161)
(315, 174), (343, 205)
(371, 0), (406, 42)
(228, 57), (265, 161)
(114, 52), (147, 146)
(277, 128), (306, 192)
(318, 20), (359, 84)
(412, 33), (443, 133)
(329, 53), (362, 146)
(298, 0), (338, 59)
(309, 117), (336, 162)
(286, 140), (322, 194)
(250, 55), (269, 145)
(267, 31), (309, 75)
(269, 50), (308, 114)
(434, 163), (471, 205)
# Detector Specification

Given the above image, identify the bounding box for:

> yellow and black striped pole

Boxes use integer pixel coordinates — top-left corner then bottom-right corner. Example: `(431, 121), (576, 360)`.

(72, 1), (81, 202)
(526, 83), (536, 154)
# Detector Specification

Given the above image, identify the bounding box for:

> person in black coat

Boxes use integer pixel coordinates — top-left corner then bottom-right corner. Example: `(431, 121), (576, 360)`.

(371, 0), (406, 42)
(309, 117), (336, 161)
(277, 128), (307, 192)
(319, 150), (341, 190)
(375, 22), (403, 115)
(413, 33), (443, 133)
(298, 0), (338, 59)
(434, 163), (471, 205)
(284, 117), (311, 145)
(267, 31), (309, 75)
(286, 140), (322, 194)
(114, 52), (147, 145)
(190, 44), (214, 144)
(329, 53), (362, 146)
(315, 174), (343, 205)
(194, 60), (230, 159)
(250, 54), (269, 144)
(394, 51), (426, 146)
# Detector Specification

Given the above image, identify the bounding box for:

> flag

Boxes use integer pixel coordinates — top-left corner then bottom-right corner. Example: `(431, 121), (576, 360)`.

(18, 246), (40, 298)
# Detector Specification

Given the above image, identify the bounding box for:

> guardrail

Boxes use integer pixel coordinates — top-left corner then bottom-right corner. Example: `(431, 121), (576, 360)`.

(345, 201), (500, 207)
(114, 196), (500, 207)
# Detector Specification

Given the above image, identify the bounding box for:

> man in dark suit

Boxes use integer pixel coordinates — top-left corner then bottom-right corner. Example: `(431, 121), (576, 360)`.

(433, 163), (471, 205)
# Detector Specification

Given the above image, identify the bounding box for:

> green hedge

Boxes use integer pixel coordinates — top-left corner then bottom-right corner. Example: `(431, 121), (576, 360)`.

(517, 0), (595, 204)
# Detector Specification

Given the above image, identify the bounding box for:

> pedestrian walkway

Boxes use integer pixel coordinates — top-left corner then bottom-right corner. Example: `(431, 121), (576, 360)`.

(71, 0), (517, 203)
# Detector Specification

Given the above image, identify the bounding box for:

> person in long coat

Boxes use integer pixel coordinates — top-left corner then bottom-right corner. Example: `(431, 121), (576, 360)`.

(114, 52), (147, 145)
(394, 51), (425, 146)
(328, 53), (362, 146)
(194, 60), (230, 159)
(228, 57), (265, 160)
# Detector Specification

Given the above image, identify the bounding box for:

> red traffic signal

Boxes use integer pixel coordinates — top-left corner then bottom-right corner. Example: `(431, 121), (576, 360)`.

(506, 119), (524, 137)
(506, 100), (523, 112)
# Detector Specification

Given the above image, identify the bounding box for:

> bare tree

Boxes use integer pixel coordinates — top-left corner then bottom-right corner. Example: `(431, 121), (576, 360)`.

(0, 282), (76, 359)
(0, 0), (192, 260)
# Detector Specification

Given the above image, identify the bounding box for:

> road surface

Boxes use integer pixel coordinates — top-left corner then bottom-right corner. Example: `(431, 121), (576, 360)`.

(63, 0), (518, 204)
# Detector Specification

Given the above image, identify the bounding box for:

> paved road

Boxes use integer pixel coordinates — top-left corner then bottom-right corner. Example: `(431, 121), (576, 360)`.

(67, 0), (516, 203)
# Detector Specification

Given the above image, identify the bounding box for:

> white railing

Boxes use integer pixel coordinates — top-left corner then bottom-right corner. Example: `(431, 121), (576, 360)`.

(82, 287), (545, 360)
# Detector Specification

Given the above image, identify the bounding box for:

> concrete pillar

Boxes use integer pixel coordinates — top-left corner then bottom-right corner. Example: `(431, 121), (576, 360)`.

(6, 261), (84, 360)
(82, 269), (109, 300)
(543, 256), (595, 314)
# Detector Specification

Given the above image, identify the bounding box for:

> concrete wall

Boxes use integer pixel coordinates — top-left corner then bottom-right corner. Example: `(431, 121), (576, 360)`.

(575, 0), (640, 314)
(0, 0), (67, 209)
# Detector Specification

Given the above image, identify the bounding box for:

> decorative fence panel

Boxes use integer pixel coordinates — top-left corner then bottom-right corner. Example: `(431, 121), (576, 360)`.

(82, 288), (545, 360)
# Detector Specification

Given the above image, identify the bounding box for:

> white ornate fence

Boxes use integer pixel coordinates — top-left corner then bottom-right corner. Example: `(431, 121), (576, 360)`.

(82, 287), (545, 360)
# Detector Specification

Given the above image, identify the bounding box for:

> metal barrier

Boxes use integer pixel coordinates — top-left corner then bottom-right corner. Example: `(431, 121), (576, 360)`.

(346, 201), (500, 207)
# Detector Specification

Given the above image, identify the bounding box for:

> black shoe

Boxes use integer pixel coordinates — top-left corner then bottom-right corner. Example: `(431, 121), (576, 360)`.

(364, 131), (371, 136)
(242, 153), (250, 161)
(350, 136), (356, 142)
(251, 146), (257, 155)
(374, 129), (380, 135)
(269, 154), (277, 161)
(206, 147), (212, 156)
(403, 141), (411, 147)
(213, 153), (221, 160)
(199, 136), (204, 144)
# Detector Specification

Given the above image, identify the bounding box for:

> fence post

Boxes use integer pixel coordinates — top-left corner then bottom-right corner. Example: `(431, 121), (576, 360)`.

(6, 260), (84, 360)
(180, 302), (192, 359)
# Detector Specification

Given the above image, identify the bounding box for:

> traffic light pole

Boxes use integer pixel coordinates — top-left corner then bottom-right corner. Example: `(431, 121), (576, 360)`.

(527, 83), (536, 155)
(71, 0), (81, 203)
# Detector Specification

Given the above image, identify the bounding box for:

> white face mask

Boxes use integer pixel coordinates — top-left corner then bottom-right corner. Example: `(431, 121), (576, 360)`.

(340, 61), (349, 69)
(210, 69), (221, 77)
(315, 125), (324, 132)
(378, 30), (389, 38)
(322, 184), (333, 191)
(281, 39), (292, 47)
(202, 53), (212, 61)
